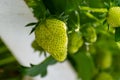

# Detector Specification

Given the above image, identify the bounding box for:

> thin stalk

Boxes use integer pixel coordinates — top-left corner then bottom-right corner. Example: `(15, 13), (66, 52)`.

(85, 12), (99, 21)
(79, 6), (108, 13)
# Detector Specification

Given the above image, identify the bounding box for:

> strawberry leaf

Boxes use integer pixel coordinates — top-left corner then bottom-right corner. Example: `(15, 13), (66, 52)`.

(115, 27), (120, 42)
(114, 0), (120, 6)
(24, 0), (47, 19)
(68, 51), (95, 80)
(24, 56), (57, 77)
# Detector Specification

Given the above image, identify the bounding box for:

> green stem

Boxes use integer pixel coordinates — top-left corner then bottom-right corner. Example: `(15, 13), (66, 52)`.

(75, 10), (80, 31)
(85, 12), (99, 21)
(0, 56), (16, 66)
(79, 6), (108, 13)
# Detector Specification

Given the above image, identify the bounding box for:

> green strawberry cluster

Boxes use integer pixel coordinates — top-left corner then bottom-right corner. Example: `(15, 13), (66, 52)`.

(34, 18), (98, 61)
(24, 0), (120, 80)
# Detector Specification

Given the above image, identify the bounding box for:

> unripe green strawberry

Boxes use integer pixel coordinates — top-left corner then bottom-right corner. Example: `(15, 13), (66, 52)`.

(107, 7), (120, 27)
(35, 19), (68, 61)
(96, 72), (113, 80)
(68, 31), (83, 54)
(96, 51), (112, 69)
(82, 26), (97, 43)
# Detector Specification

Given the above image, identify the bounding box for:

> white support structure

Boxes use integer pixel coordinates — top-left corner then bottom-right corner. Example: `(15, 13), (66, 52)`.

(0, 0), (77, 80)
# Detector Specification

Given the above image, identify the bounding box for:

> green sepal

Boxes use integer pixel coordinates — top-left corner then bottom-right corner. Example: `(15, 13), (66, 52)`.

(25, 22), (37, 27)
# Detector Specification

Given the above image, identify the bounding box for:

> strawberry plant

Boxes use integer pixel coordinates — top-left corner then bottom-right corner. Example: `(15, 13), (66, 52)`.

(24, 0), (120, 80)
